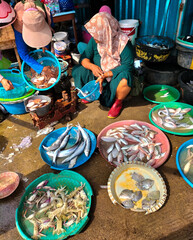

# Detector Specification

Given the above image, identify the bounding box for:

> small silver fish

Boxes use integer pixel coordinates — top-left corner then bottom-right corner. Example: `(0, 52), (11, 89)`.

(121, 199), (134, 209)
(43, 124), (72, 151)
(136, 179), (154, 190)
(147, 190), (160, 200)
(131, 172), (144, 182)
(132, 191), (142, 202)
(119, 189), (134, 200)
(142, 198), (156, 210)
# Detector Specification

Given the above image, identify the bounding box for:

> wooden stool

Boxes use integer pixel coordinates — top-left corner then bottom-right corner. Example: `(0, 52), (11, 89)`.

(0, 25), (21, 69)
(53, 10), (78, 45)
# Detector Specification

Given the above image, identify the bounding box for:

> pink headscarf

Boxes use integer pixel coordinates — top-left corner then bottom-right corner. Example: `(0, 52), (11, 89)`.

(84, 12), (129, 80)
(99, 5), (111, 15)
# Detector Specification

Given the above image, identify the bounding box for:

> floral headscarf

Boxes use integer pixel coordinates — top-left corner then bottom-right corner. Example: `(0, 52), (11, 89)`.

(85, 12), (129, 77)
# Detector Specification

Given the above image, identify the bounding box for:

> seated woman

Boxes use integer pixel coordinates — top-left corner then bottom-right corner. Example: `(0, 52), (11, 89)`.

(72, 12), (134, 119)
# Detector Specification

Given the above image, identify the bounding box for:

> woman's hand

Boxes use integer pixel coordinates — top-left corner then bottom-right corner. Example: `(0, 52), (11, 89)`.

(96, 74), (105, 94)
(1, 78), (14, 91)
(91, 64), (104, 78)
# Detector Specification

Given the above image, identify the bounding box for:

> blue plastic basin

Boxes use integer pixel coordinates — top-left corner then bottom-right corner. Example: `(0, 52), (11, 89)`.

(21, 50), (61, 91)
(77, 80), (100, 102)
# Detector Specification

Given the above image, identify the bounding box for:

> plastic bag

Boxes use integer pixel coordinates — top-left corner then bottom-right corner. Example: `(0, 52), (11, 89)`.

(0, 56), (11, 69)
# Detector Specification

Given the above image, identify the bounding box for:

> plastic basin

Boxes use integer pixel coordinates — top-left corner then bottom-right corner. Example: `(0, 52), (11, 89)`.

(135, 35), (175, 62)
(143, 84), (180, 104)
(176, 139), (193, 188)
(24, 95), (52, 117)
(21, 50), (61, 91)
(77, 80), (100, 102)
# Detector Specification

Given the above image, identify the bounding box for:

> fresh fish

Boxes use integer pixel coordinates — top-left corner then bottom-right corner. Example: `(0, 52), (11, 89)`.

(132, 191), (142, 202)
(136, 179), (154, 190)
(107, 144), (114, 154)
(107, 152), (113, 162)
(131, 172), (144, 182)
(43, 124), (72, 151)
(47, 142), (79, 158)
(183, 160), (192, 174)
(121, 199), (134, 209)
(160, 92), (169, 98)
(117, 151), (123, 163)
(77, 124), (91, 157)
(130, 123), (143, 130)
(142, 198), (156, 210)
(147, 190), (160, 200)
(61, 141), (86, 163)
(115, 142), (121, 151)
(52, 134), (70, 164)
(124, 133), (141, 143)
(47, 129), (81, 159)
(119, 189), (134, 200)
(101, 136), (117, 142)
(112, 148), (119, 158)
(68, 156), (78, 169)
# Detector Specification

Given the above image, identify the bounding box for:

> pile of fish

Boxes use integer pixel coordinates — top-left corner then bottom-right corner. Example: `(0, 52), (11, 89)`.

(43, 123), (91, 168)
(152, 106), (193, 130)
(119, 172), (160, 210)
(30, 65), (58, 89)
(100, 123), (165, 167)
(183, 145), (193, 175)
(23, 180), (88, 239)
(146, 43), (168, 50)
(26, 98), (50, 112)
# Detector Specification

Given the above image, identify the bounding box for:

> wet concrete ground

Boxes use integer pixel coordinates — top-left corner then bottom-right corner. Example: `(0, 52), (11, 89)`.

(0, 93), (193, 240)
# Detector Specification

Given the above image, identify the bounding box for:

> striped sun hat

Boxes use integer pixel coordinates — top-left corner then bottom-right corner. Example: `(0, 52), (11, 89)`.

(0, 0), (16, 28)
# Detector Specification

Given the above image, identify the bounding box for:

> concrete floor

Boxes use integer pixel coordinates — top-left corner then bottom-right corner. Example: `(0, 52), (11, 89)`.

(0, 93), (193, 240)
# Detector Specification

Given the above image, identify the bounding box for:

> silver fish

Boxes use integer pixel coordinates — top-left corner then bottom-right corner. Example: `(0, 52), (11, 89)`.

(121, 199), (134, 209)
(47, 143), (79, 158)
(68, 156), (78, 169)
(136, 179), (154, 190)
(131, 172), (144, 182)
(107, 144), (114, 154)
(77, 124), (91, 157)
(142, 198), (156, 210)
(61, 141), (86, 163)
(132, 191), (142, 202)
(119, 189), (134, 200)
(101, 136), (117, 142)
(147, 190), (160, 200)
(43, 124), (72, 151)
(52, 134), (70, 164)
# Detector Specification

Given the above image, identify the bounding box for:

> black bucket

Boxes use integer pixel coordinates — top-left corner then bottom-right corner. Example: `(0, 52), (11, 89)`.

(178, 70), (193, 105)
(144, 60), (183, 86)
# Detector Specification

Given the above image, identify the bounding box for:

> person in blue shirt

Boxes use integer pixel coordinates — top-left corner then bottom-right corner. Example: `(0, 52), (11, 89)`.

(13, 0), (54, 75)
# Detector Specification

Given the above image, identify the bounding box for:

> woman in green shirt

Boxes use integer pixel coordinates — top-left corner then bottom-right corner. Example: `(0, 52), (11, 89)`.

(72, 12), (134, 118)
